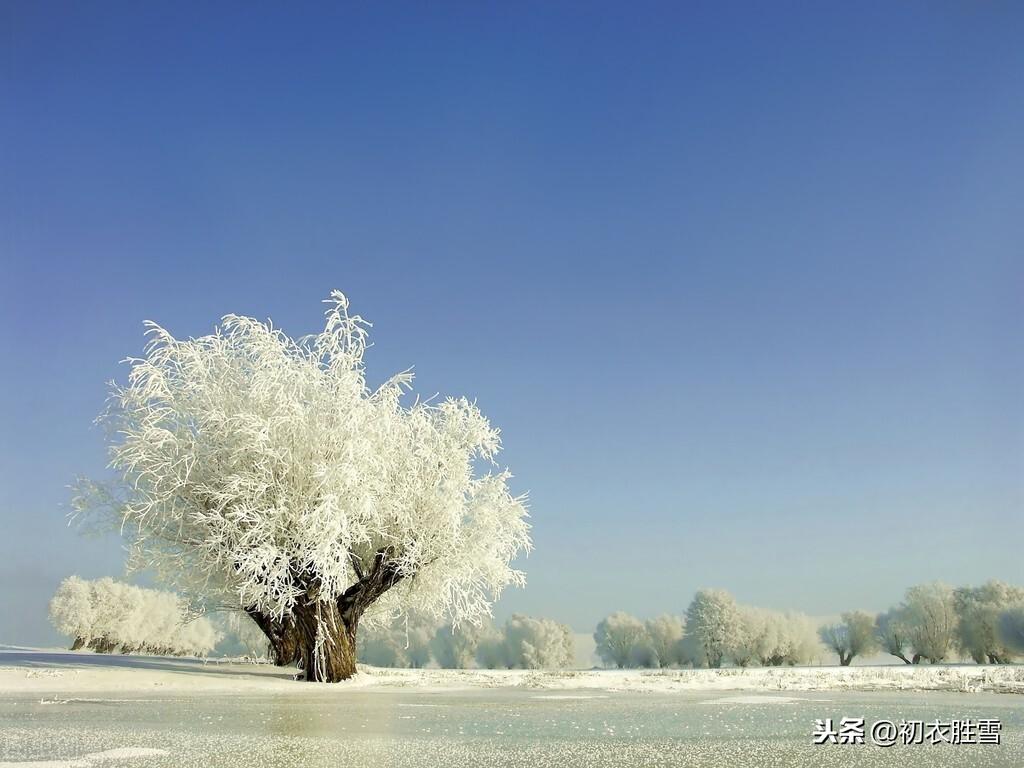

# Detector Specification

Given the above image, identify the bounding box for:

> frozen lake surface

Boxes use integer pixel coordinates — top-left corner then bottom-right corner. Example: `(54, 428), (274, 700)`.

(2, 686), (1021, 768)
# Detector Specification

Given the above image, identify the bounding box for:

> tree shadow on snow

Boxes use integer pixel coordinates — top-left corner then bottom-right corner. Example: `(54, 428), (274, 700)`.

(0, 649), (298, 682)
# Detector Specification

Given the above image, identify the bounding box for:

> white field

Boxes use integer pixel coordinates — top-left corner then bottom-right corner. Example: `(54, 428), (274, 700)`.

(2, 649), (1022, 696)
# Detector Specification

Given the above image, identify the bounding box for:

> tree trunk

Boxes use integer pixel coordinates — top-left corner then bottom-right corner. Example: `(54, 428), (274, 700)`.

(70, 637), (86, 651)
(890, 652), (912, 665)
(249, 547), (404, 683)
(91, 637), (117, 654)
(292, 600), (359, 683)
(839, 652), (852, 666)
(275, 620), (301, 666)
(247, 610), (302, 666)
(911, 653), (922, 664)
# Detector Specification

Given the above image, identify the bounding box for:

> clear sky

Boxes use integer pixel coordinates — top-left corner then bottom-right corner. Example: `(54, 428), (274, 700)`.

(2, 2), (1022, 646)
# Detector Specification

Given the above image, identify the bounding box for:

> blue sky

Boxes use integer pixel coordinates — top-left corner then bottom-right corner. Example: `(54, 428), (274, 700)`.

(2, 2), (1022, 645)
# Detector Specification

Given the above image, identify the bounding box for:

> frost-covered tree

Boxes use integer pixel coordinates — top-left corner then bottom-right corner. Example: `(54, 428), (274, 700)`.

(644, 615), (685, 668)
(998, 605), (1024, 655)
(683, 589), (742, 668)
(819, 611), (877, 666)
(777, 612), (823, 666)
(357, 623), (412, 667)
(474, 623), (510, 669)
(729, 608), (819, 667)
(73, 293), (531, 682)
(88, 579), (130, 653)
(503, 614), (575, 669)
(593, 612), (648, 669)
(730, 606), (765, 667)
(405, 618), (435, 669)
(875, 607), (913, 664)
(171, 617), (223, 657)
(902, 582), (957, 663)
(627, 637), (659, 668)
(431, 620), (494, 669)
(357, 614), (437, 668)
(48, 576), (220, 656)
(953, 581), (1024, 664)
(49, 576), (97, 650)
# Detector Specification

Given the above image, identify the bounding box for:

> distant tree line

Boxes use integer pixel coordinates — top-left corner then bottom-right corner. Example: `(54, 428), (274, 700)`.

(594, 580), (1024, 669)
(49, 576), (222, 657)
(50, 575), (1023, 670)
(594, 590), (820, 669)
(359, 613), (575, 670)
(824, 580), (1024, 666)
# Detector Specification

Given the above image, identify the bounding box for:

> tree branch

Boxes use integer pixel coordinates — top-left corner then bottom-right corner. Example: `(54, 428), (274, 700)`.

(349, 552), (365, 581)
(337, 546), (405, 622)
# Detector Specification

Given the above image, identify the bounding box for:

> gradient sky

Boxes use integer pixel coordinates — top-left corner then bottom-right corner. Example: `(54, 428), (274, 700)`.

(2, 2), (1022, 647)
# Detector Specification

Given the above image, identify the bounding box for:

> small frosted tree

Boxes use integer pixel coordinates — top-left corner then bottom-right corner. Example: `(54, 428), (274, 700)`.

(953, 581), (1024, 664)
(88, 578), (128, 653)
(73, 293), (531, 682)
(474, 623), (510, 669)
(819, 611), (877, 666)
(627, 636), (659, 668)
(732, 608), (820, 667)
(875, 607), (913, 665)
(431, 620), (498, 669)
(645, 615), (685, 668)
(503, 614), (575, 669)
(683, 589), (741, 668)
(778, 612), (822, 665)
(731, 606), (766, 668)
(593, 612), (648, 668)
(903, 582), (957, 663)
(49, 576), (97, 650)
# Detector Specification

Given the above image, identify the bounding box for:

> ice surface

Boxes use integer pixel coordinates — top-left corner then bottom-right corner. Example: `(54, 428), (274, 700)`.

(2, 687), (1022, 768)
(2, 650), (1022, 767)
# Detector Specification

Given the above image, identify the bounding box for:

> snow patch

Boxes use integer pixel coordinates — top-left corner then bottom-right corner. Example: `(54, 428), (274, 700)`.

(1, 747), (169, 768)
(715, 695), (805, 704)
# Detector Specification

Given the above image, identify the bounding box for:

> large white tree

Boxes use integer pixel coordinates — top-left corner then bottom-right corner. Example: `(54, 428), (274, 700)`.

(49, 576), (96, 650)
(729, 607), (822, 667)
(902, 582), (957, 663)
(683, 589), (742, 668)
(953, 581), (1024, 664)
(74, 293), (531, 681)
(644, 615), (685, 668)
(593, 612), (648, 669)
(502, 614), (575, 669)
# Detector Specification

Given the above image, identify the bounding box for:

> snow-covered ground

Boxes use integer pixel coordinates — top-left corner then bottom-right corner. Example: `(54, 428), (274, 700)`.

(1, 649), (1021, 696)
